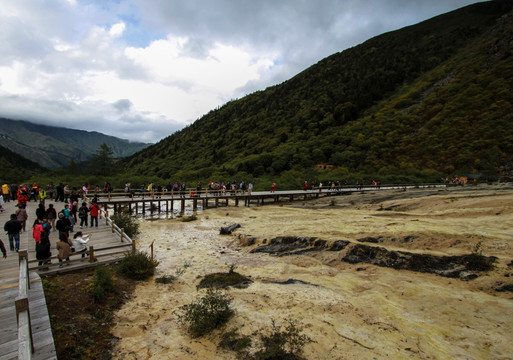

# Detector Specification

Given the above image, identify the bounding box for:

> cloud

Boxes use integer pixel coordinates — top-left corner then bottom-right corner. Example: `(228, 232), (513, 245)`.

(113, 99), (132, 113)
(0, 0), (477, 143)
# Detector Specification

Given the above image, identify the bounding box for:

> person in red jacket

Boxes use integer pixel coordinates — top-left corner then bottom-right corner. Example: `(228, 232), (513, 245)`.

(89, 202), (100, 228)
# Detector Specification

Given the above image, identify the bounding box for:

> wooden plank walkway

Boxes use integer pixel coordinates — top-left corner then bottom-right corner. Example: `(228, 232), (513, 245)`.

(0, 198), (131, 360)
(97, 185), (446, 216)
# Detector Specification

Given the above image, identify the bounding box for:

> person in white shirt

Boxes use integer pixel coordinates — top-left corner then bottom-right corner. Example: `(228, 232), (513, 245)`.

(73, 231), (92, 258)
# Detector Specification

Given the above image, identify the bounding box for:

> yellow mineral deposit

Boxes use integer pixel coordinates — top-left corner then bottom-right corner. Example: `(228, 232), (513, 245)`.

(112, 185), (513, 359)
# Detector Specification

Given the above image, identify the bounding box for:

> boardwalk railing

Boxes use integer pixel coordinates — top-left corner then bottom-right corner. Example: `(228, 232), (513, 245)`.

(84, 183), (447, 202)
(27, 209), (135, 272)
(16, 250), (34, 359)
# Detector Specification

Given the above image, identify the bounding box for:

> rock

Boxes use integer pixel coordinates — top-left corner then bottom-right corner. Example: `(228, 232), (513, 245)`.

(495, 284), (513, 292)
(273, 278), (320, 287)
(237, 234), (257, 246)
(250, 236), (313, 254)
(220, 223), (241, 235)
(459, 271), (478, 281)
(357, 237), (381, 243)
(250, 237), (349, 255)
(329, 240), (351, 251)
(341, 244), (496, 279)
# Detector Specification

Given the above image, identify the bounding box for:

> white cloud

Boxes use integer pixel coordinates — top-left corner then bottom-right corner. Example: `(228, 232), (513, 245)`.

(109, 22), (126, 37)
(0, 0), (478, 143)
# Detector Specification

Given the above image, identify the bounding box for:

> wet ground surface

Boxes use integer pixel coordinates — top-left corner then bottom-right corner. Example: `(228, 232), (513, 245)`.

(112, 185), (513, 359)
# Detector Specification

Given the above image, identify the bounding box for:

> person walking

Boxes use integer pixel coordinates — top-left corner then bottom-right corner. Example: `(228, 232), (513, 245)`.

(46, 204), (57, 231)
(4, 214), (22, 251)
(55, 212), (72, 238)
(36, 236), (52, 268)
(89, 202), (100, 228)
(1, 183), (10, 202)
(15, 203), (28, 232)
(78, 202), (89, 228)
(36, 203), (46, 221)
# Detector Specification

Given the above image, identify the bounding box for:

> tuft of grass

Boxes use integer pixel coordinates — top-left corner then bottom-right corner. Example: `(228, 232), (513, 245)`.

(90, 265), (115, 303)
(117, 251), (158, 280)
(155, 261), (191, 284)
(219, 329), (252, 354)
(254, 319), (314, 360)
(176, 288), (234, 338)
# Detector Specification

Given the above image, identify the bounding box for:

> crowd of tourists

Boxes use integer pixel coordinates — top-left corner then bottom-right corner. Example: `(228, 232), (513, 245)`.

(1, 182), (97, 268)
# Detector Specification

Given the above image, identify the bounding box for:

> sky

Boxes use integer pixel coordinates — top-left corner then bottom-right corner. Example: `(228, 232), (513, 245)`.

(0, 0), (478, 144)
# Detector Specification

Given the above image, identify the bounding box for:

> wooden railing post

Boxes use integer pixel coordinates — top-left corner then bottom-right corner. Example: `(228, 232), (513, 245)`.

(150, 241), (154, 261)
(132, 238), (136, 254)
(18, 250), (30, 289)
(88, 245), (96, 262)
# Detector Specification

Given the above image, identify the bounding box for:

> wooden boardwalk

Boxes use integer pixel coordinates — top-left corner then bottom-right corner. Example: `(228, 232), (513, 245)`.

(0, 199), (132, 360)
(97, 185), (446, 216)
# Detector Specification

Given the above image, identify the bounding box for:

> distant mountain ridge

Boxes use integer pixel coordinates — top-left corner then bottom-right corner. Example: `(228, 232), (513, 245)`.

(0, 118), (150, 169)
(0, 143), (46, 183)
(121, 0), (513, 183)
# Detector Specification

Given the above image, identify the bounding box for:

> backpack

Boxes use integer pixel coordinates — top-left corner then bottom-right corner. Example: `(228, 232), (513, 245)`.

(78, 207), (86, 218)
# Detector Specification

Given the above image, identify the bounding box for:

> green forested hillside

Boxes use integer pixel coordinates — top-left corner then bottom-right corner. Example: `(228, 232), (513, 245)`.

(0, 144), (47, 183)
(0, 118), (149, 169)
(118, 1), (513, 186)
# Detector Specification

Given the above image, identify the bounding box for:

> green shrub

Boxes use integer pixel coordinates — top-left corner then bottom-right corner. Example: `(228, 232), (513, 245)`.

(117, 251), (157, 280)
(254, 319), (313, 360)
(90, 266), (115, 302)
(111, 212), (140, 238)
(176, 288), (234, 338)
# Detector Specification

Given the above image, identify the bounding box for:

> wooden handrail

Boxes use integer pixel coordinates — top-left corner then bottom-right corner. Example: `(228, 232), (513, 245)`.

(27, 209), (135, 272)
(17, 250), (34, 358)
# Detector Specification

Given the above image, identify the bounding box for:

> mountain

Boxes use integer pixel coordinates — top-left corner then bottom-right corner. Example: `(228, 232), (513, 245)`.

(0, 118), (150, 169)
(0, 144), (47, 184)
(125, 1), (513, 183)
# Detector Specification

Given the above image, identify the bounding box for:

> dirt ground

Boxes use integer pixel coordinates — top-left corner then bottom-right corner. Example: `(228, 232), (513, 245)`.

(45, 184), (513, 359)
(43, 266), (138, 360)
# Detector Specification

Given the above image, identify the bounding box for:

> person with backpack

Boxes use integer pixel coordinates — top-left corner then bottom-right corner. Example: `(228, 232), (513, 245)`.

(36, 203), (46, 221)
(15, 203), (28, 232)
(46, 203), (57, 231)
(89, 202), (100, 228)
(56, 212), (72, 238)
(78, 202), (89, 228)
